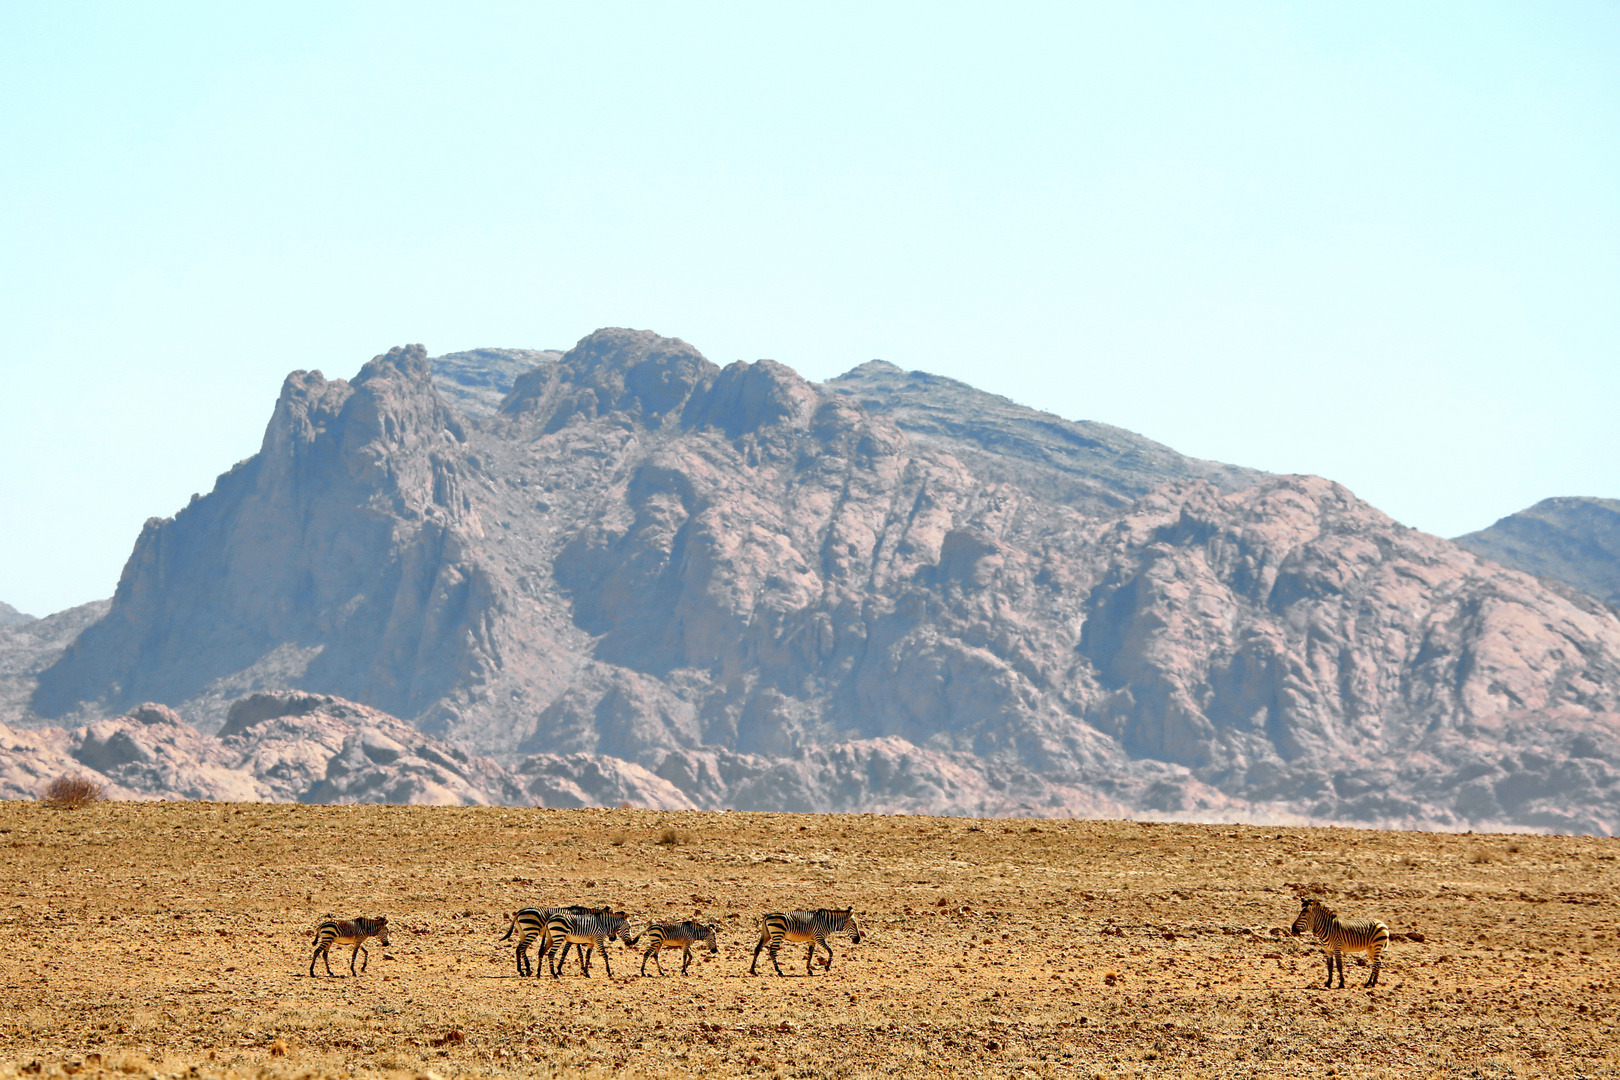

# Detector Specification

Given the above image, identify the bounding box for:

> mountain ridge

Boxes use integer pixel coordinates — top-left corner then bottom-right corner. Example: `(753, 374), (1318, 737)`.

(10, 329), (1620, 832)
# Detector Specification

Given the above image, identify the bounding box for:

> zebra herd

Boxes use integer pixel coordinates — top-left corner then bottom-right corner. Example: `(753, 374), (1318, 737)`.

(309, 907), (863, 980)
(311, 898), (1388, 988)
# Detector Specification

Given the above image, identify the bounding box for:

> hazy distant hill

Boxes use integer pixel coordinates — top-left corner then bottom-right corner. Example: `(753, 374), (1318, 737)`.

(16, 330), (1620, 831)
(1455, 497), (1620, 609)
(0, 602), (34, 628)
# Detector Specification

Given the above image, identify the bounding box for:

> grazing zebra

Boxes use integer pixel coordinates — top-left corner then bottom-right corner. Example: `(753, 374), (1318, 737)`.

(624, 921), (719, 976)
(1291, 896), (1390, 989)
(540, 909), (629, 978)
(500, 905), (610, 976)
(309, 916), (389, 977)
(750, 908), (862, 976)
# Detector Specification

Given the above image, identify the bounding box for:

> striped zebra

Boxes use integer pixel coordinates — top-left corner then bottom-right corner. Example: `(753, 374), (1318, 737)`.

(750, 908), (862, 977)
(500, 905), (610, 976)
(540, 909), (629, 978)
(1290, 897), (1390, 988)
(309, 916), (389, 977)
(624, 921), (718, 976)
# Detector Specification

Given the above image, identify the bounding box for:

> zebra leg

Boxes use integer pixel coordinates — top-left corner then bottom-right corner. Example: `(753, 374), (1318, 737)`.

(353, 943), (368, 975)
(598, 938), (614, 979)
(1321, 951), (1333, 989)
(1366, 946), (1382, 988)
(641, 950), (653, 976)
(681, 945), (692, 975)
(769, 935), (788, 977)
(1333, 947), (1346, 989)
(820, 939), (835, 972)
(309, 945), (324, 978)
(750, 936), (765, 975)
(805, 940), (817, 975)
(547, 941), (563, 979)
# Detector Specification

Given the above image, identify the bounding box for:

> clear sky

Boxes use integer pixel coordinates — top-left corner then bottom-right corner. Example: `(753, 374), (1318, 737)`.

(2, 2), (1616, 618)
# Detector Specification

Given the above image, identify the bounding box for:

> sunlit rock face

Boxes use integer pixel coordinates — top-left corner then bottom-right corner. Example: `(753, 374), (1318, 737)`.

(21, 329), (1620, 831)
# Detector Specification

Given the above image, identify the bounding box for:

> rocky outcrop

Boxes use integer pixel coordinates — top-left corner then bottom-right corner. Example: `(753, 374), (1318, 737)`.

(22, 329), (1620, 832)
(0, 693), (541, 806)
(1455, 496), (1620, 609)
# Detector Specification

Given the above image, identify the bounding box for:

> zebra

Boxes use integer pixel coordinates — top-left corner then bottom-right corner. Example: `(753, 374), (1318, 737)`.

(539, 909), (629, 978)
(1291, 896), (1390, 988)
(500, 905), (611, 976)
(624, 920), (719, 976)
(309, 916), (389, 977)
(750, 908), (862, 976)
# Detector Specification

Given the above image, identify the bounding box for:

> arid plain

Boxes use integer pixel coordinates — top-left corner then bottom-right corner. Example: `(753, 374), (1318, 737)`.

(1, 802), (1617, 1080)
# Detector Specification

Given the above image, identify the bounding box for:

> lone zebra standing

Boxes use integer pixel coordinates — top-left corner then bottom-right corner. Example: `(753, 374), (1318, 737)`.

(750, 908), (862, 976)
(309, 916), (390, 977)
(625, 920), (718, 976)
(1291, 896), (1390, 988)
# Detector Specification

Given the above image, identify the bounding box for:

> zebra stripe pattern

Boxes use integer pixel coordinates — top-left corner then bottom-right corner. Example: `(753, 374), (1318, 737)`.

(1291, 897), (1390, 988)
(541, 910), (629, 978)
(310, 916), (389, 977)
(624, 921), (718, 976)
(750, 908), (862, 977)
(500, 905), (610, 976)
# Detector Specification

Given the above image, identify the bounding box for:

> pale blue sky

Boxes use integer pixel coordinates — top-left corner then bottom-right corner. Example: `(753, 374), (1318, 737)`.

(2, 2), (1616, 617)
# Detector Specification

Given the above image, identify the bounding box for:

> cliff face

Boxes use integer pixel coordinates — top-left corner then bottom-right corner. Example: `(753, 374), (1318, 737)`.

(33, 346), (498, 727)
(1455, 497), (1620, 610)
(24, 330), (1620, 831)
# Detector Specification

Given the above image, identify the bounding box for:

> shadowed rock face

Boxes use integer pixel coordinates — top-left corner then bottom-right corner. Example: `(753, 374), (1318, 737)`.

(1455, 497), (1620, 609)
(33, 346), (493, 726)
(21, 329), (1620, 831)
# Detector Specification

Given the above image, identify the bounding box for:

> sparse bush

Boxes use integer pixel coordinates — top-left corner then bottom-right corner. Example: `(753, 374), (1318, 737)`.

(41, 774), (104, 809)
(608, 830), (628, 847)
(1469, 849), (1494, 864)
(655, 826), (689, 846)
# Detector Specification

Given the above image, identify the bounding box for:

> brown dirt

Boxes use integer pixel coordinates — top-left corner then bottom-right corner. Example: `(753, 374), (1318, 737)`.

(1, 802), (1617, 1080)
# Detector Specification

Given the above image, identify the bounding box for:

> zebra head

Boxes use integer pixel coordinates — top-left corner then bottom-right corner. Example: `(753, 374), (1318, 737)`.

(607, 911), (630, 941)
(1290, 898), (1319, 936)
(838, 909), (863, 943)
(698, 923), (719, 953)
(375, 916), (390, 946)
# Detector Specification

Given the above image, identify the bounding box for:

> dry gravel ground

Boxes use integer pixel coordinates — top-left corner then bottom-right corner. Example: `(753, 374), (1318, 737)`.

(1, 802), (1617, 1080)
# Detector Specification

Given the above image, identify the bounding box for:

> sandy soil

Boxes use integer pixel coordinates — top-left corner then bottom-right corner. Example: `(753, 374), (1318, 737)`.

(1, 801), (1617, 1080)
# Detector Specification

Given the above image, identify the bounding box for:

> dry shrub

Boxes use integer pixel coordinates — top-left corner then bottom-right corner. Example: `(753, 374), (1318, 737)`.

(42, 774), (104, 809)
(608, 830), (628, 847)
(655, 826), (689, 846)
(1469, 849), (1494, 864)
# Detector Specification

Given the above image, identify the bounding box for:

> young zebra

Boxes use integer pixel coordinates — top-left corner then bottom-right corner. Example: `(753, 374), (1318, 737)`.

(750, 908), (862, 976)
(624, 920), (719, 976)
(500, 905), (610, 976)
(540, 909), (629, 978)
(1291, 896), (1390, 989)
(309, 916), (389, 977)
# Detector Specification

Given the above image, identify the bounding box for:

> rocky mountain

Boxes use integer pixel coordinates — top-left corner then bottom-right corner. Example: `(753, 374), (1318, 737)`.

(1, 600), (110, 729)
(0, 602), (34, 628)
(15, 329), (1620, 832)
(1455, 497), (1620, 610)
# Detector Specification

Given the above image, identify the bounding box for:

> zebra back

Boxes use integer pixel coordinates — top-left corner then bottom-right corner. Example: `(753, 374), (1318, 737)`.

(1293, 898), (1389, 950)
(314, 916), (389, 945)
